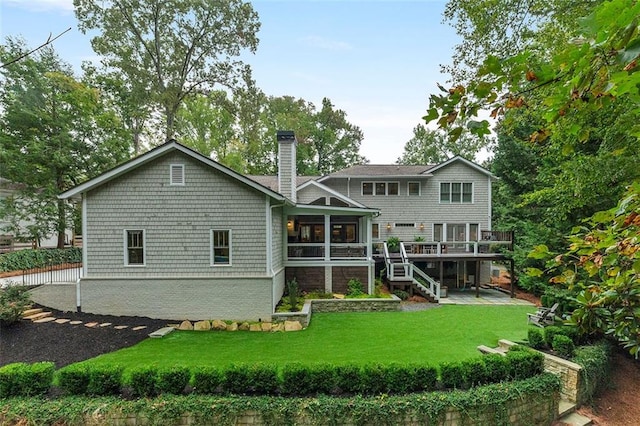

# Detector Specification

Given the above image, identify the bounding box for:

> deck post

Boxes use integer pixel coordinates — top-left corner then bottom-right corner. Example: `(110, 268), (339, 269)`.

(475, 260), (481, 298)
(439, 260), (444, 290)
(510, 259), (515, 298)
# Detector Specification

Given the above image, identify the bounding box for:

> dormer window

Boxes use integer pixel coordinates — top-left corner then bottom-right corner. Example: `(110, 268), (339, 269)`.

(170, 164), (185, 186)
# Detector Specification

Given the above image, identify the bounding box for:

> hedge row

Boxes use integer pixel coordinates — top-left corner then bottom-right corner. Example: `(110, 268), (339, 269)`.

(0, 362), (55, 397)
(0, 248), (82, 272)
(2, 349), (544, 398)
(527, 325), (583, 357)
(0, 374), (563, 426)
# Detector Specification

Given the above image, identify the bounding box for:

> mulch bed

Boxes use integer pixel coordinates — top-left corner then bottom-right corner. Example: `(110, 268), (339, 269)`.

(0, 304), (171, 368)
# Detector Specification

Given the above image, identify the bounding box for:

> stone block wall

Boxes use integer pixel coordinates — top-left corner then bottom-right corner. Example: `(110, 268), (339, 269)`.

(310, 297), (400, 313)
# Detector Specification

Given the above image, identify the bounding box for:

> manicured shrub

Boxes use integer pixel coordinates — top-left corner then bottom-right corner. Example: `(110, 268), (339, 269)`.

(385, 363), (413, 394)
(573, 341), (612, 403)
(360, 363), (387, 395)
(221, 364), (252, 395)
(156, 365), (190, 395)
(346, 278), (364, 297)
(439, 361), (467, 389)
(506, 348), (544, 380)
(128, 366), (158, 397)
(87, 365), (123, 396)
(192, 366), (224, 395)
(0, 247), (82, 272)
(281, 363), (311, 396)
(248, 364), (279, 395)
(483, 354), (510, 383)
(306, 363), (337, 395)
(334, 363), (363, 394)
(543, 326), (563, 347)
(392, 290), (409, 300)
(0, 285), (31, 326)
(56, 364), (90, 395)
(461, 358), (487, 387)
(553, 334), (575, 358)
(0, 363), (23, 397)
(22, 362), (55, 396)
(527, 327), (546, 349)
(411, 364), (438, 392)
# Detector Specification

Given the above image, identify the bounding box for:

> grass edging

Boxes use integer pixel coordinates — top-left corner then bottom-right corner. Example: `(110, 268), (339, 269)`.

(0, 373), (561, 426)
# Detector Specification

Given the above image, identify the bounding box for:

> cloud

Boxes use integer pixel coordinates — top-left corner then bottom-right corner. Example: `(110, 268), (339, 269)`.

(300, 35), (352, 51)
(3, 0), (74, 13)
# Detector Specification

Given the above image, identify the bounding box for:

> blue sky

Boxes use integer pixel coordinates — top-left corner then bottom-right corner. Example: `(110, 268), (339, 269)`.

(0, 0), (460, 164)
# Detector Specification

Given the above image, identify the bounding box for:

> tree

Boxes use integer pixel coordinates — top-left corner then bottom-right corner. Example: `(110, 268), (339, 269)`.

(74, 0), (261, 141)
(0, 39), (129, 247)
(311, 98), (365, 174)
(397, 124), (488, 164)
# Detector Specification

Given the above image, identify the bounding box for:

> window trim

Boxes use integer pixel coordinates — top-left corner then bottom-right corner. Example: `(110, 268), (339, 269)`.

(362, 181), (400, 196)
(362, 182), (373, 196)
(124, 229), (146, 267)
(439, 182), (473, 203)
(170, 164), (185, 186)
(387, 181), (400, 196)
(407, 181), (421, 196)
(372, 223), (379, 240)
(210, 229), (232, 266)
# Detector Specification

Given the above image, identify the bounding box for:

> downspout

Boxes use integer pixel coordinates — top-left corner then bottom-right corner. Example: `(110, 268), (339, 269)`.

(78, 194), (88, 312)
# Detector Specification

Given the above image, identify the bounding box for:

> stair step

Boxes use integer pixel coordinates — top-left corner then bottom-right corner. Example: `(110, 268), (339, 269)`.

(477, 345), (507, 356)
(23, 311), (52, 321)
(22, 308), (43, 317)
(556, 411), (592, 426)
(558, 399), (576, 418)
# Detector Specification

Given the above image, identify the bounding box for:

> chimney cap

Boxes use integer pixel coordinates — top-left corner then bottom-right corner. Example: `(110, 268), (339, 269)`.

(277, 130), (296, 142)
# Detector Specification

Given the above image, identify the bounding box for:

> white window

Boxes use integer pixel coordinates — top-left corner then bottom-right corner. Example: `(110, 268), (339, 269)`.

(408, 182), (420, 196)
(362, 182), (373, 195)
(387, 182), (399, 195)
(440, 182), (473, 203)
(375, 182), (386, 195)
(125, 230), (145, 266)
(211, 229), (231, 266)
(372, 223), (379, 240)
(170, 164), (185, 186)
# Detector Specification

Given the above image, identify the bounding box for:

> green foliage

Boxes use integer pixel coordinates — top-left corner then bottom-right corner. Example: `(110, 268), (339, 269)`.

(552, 335), (575, 358)
(543, 326), (564, 348)
(286, 278), (299, 311)
(128, 366), (158, 397)
(386, 237), (400, 252)
(0, 285), (31, 325)
(397, 124), (489, 165)
(505, 348), (545, 380)
(527, 328), (545, 350)
(0, 362), (54, 397)
(0, 247), (82, 272)
(482, 354), (510, 383)
(0, 374), (563, 426)
(333, 364), (362, 394)
(392, 289), (409, 300)
(87, 365), (123, 396)
(461, 358), (488, 387)
(155, 366), (190, 395)
(191, 366), (224, 395)
(573, 341), (612, 403)
(56, 365), (90, 395)
(360, 363), (388, 395)
(440, 361), (467, 389)
(346, 278), (364, 297)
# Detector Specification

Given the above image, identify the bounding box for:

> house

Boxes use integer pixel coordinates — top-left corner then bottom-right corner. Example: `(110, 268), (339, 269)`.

(0, 177), (73, 251)
(59, 131), (512, 321)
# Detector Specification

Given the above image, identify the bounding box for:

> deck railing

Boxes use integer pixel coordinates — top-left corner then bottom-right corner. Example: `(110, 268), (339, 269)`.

(287, 243), (368, 260)
(403, 240), (512, 256)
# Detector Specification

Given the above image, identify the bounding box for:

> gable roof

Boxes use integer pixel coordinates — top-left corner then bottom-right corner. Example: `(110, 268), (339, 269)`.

(318, 156), (495, 180)
(59, 141), (291, 203)
(247, 175), (317, 192)
(320, 164), (433, 179)
(427, 156), (497, 178)
(297, 179), (369, 209)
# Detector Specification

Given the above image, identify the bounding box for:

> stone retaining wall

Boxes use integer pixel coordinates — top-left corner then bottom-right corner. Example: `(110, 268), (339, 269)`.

(64, 393), (558, 426)
(272, 296), (401, 327)
(499, 339), (583, 403)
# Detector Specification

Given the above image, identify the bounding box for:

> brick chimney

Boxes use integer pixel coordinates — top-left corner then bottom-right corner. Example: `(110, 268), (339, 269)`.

(277, 130), (297, 203)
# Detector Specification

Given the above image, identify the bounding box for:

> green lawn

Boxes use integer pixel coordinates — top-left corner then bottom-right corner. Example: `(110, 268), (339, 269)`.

(79, 305), (534, 372)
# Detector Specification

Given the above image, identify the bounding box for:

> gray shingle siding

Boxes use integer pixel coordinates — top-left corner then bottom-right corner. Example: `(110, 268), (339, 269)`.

(322, 161), (492, 242)
(85, 151), (268, 277)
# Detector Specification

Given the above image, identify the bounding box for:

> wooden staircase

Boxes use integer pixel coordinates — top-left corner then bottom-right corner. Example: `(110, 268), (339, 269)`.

(383, 243), (440, 301)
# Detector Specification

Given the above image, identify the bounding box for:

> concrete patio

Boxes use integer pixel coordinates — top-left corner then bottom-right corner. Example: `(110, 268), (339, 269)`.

(440, 286), (534, 306)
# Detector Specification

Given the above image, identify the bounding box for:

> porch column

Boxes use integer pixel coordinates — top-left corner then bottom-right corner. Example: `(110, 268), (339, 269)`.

(324, 214), (331, 261)
(475, 260), (481, 298)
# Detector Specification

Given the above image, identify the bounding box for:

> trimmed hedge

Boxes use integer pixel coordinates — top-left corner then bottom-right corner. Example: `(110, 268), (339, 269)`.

(0, 247), (82, 272)
(0, 374), (562, 426)
(0, 362), (54, 397)
(572, 341), (612, 403)
(12, 350), (545, 398)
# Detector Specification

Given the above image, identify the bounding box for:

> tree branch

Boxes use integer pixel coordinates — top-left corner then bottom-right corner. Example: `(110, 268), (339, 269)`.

(1, 28), (71, 68)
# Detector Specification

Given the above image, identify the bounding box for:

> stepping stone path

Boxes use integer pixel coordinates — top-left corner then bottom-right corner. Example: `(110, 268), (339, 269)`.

(20, 307), (162, 336)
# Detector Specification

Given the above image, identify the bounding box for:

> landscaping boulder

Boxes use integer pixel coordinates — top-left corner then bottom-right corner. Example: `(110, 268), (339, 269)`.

(193, 320), (211, 331)
(178, 320), (193, 331)
(249, 323), (262, 332)
(284, 320), (303, 331)
(238, 322), (250, 331)
(211, 319), (227, 331)
(226, 322), (238, 331)
(261, 322), (272, 332)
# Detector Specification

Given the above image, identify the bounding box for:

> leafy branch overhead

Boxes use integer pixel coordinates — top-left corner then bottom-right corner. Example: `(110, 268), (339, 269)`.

(426, 0), (640, 143)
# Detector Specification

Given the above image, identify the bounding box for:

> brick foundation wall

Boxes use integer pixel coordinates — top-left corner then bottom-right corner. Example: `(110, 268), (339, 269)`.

(331, 266), (369, 293)
(285, 267), (325, 292)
